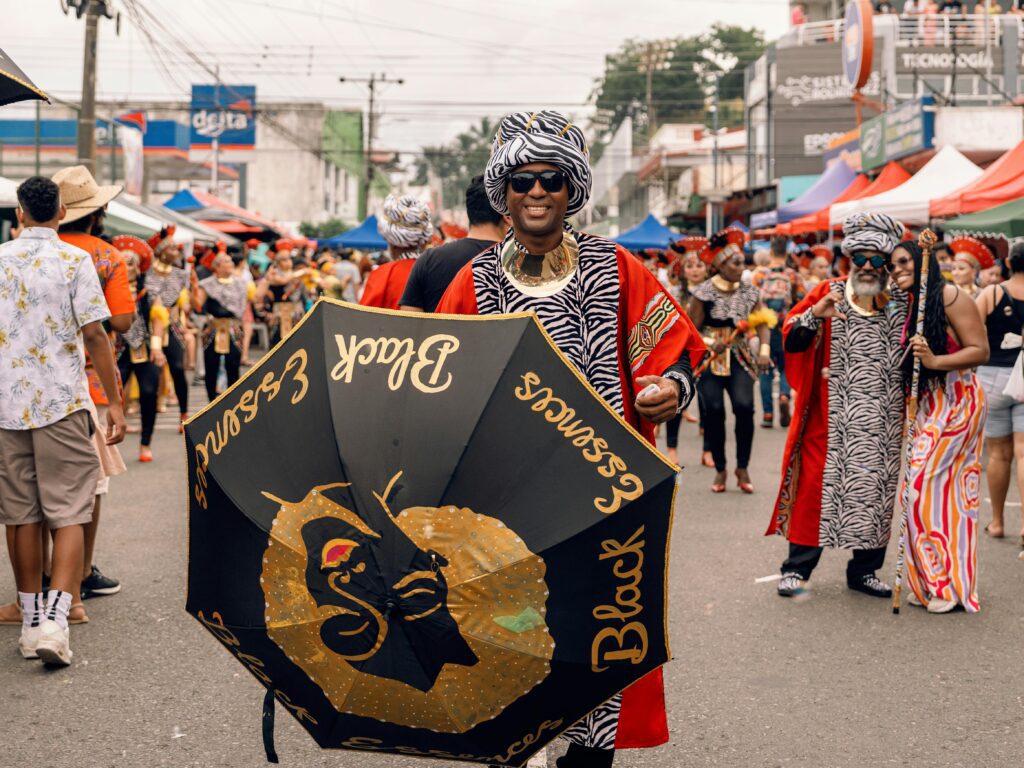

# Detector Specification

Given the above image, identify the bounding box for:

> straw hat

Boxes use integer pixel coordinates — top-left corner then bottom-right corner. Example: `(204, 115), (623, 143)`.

(51, 165), (122, 224)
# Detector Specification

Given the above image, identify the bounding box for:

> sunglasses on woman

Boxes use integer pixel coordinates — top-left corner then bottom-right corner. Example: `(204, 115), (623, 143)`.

(509, 170), (567, 194)
(850, 253), (888, 269)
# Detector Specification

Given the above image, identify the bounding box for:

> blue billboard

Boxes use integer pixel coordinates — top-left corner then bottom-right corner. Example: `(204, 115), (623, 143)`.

(189, 84), (256, 154)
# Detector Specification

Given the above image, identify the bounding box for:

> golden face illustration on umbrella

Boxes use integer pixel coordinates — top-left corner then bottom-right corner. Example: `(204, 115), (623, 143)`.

(261, 473), (555, 733)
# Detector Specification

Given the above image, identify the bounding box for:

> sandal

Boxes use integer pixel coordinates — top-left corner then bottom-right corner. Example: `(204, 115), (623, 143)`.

(736, 469), (754, 494)
(711, 471), (727, 493)
(701, 451), (715, 468)
(985, 523), (1004, 538)
(69, 602), (89, 625)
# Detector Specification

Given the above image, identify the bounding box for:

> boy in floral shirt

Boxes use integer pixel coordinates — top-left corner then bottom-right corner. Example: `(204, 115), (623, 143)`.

(0, 177), (125, 665)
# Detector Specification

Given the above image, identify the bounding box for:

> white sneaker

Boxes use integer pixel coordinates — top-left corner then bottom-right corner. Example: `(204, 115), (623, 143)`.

(18, 626), (41, 659)
(34, 620), (72, 666)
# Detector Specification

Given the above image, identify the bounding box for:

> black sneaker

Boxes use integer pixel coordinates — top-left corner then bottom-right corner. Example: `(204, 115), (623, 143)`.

(81, 565), (121, 599)
(847, 573), (891, 598)
(777, 572), (806, 597)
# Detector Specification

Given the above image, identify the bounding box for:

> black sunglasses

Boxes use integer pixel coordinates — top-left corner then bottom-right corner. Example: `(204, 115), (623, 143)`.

(851, 253), (888, 269)
(509, 170), (567, 194)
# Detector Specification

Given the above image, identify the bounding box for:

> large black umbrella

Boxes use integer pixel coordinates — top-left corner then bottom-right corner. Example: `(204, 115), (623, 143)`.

(185, 300), (678, 766)
(0, 47), (48, 107)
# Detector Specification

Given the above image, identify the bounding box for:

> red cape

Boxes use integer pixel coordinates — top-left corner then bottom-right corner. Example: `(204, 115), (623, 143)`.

(359, 259), (416, 310)
(766, 278), (843, 546)
(439, 243), (706, 749)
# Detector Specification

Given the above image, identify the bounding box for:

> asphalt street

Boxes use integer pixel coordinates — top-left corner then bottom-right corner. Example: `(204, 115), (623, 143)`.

(1, 384), (1022, 768)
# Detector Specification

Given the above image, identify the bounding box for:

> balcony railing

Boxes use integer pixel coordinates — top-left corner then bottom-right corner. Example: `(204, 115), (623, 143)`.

(781, 13), (1014, 49)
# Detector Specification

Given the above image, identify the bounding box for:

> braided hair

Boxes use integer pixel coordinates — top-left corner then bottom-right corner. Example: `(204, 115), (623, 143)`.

(899, 240), (948, 396)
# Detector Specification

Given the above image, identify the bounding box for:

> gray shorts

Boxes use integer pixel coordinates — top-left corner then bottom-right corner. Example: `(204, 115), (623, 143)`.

(977, 365), (1024, 439)
(0, 410), (98, 528)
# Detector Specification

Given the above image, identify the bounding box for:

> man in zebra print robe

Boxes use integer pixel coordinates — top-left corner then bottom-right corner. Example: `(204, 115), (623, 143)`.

(439, 111), (705, 768)
(767, 213), (909, 600)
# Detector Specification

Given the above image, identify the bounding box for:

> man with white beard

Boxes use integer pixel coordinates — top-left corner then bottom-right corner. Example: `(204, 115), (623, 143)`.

(765, 213), (909, 600)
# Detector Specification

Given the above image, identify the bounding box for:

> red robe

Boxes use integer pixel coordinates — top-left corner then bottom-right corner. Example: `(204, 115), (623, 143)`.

(438, 240), (705, 749)
(359, 259), (416, 310)
(766, 278), (841, 545)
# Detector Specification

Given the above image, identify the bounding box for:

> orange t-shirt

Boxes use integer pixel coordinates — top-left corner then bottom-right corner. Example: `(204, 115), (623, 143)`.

(59, 232), (135, 405)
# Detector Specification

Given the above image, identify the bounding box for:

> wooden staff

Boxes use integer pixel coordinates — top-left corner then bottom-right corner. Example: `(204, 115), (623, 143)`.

(892, 228), (937, 615)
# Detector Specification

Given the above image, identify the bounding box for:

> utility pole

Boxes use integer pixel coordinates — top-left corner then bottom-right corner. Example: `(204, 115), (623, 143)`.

(340, 73), (404, 220)
(65, 0), (118, 175)
(636, 40), (674, 145)
(212, 65), (220, 195)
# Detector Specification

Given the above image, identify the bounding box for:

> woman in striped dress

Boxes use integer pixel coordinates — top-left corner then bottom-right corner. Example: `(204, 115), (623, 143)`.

(889, 240), (990, 613)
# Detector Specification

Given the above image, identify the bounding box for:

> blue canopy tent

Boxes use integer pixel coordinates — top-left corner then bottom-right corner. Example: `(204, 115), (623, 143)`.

(614, 213), (676, 251)
(727, 219), (749, 233)
(321, 215), (388, 251)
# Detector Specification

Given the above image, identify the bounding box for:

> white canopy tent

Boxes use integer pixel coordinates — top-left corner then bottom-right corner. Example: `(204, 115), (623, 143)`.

(0, 175), (18, 208)
(107, 198), (194, 250)
(830, 146), (983, 228)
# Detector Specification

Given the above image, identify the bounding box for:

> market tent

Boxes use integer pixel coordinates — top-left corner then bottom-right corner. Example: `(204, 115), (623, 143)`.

(784, 161), (911, 235)
(830, 146), (982, 227)
(321, 215), (388, 251)
(726, 219), (749, 233)
(776, 160), (858, 224)
(930, 140), (1024, 218)
(615, 213), (676, 250)
(0, 175), (16, 207)
(945, 197), (1024, 239)
(164, 188), (286, 236)
(107, 199), (194, 248)
(782, 174), (871, 235)
(140, 202), (240, 246)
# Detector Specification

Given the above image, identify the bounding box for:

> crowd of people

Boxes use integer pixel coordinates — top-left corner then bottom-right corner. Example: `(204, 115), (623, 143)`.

(2, 107), (1023, 766)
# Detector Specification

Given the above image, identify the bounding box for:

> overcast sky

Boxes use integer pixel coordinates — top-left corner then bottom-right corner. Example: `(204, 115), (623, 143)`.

(6, 0), (791, 154)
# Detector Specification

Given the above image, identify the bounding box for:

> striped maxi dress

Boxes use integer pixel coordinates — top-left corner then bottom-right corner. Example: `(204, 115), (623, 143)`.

(901, 368), (986, 612)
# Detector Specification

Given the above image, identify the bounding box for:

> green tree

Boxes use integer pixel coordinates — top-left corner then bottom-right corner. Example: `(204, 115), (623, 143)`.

(589, 26), (765, 149)
(299, 217), (353, 239)
(412, 117), (498, 212)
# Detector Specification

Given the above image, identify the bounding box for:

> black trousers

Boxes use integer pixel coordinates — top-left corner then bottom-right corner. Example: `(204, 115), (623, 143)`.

(203, 341), (241, 402)
(698, 364), (755, 472)
(665, 410), (682, 449)
(556, 744), (614, 768)
(164, 330), (189, 415)
(117, 350), (160, 446)
(781, 543), (887, 581)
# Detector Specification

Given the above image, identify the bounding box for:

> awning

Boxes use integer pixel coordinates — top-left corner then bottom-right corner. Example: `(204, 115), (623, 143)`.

(106, 199), (194, 248)
(830, 146), (983, 227)
(945, 197), (1024, 240)
(930, 140), (1024, 218)
(198, 219), (263, 234)
(614, 213), (677, 250)
(164, 188), (286, 235)
(321, 215), (388, 251)
(776, 160), (858, 224)
(781, 174), (871, 235)
(782, 162), (911, 235)
(138, 202), (240, 246)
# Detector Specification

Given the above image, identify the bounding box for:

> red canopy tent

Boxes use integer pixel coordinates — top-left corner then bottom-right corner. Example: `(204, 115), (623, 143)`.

(930, 140), (1024, 218)
(797, 161), (911, 234)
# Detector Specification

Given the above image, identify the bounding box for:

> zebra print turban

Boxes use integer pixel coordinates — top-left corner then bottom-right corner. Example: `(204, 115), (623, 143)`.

(377, 194), (434, 249)
(841, 212), (906, 257)
(484, 111), (592, 217)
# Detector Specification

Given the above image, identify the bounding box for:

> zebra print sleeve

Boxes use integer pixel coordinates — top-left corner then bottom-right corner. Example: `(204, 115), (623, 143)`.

(661, 353), (695, 412)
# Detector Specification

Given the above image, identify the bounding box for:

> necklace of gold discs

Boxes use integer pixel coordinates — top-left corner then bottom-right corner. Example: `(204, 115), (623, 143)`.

(501, 230), (580, 288)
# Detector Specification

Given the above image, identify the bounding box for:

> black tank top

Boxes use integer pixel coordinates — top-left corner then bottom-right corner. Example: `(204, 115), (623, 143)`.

(986, 286), (1024, 367)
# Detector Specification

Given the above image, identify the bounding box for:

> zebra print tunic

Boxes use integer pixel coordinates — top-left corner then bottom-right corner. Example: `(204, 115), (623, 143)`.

(814, 289), (907, 549)
(468, 228), (624, 750)
(471, 229), (625, 415)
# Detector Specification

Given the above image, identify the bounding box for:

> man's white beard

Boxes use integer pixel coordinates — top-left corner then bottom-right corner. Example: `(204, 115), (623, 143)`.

(850, 268), (884, 298)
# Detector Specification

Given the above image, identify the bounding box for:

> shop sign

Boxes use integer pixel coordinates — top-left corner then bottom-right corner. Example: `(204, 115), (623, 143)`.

(859, 97), (935, 170)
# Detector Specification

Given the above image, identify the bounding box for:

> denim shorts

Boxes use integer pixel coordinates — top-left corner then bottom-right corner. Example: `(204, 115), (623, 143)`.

(977, 365), (1024, 438)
